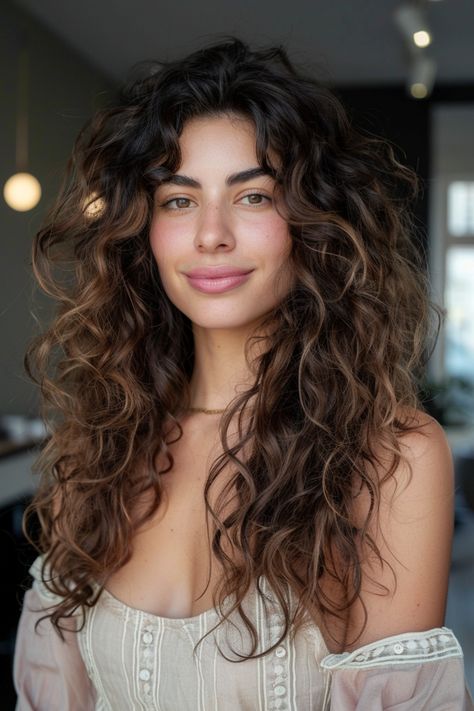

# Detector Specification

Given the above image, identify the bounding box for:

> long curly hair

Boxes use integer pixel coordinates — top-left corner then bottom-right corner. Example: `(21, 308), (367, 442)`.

(23, 36), (440, 660)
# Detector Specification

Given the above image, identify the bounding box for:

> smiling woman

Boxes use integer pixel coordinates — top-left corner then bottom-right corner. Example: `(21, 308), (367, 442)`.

(13, 37), (474, 710)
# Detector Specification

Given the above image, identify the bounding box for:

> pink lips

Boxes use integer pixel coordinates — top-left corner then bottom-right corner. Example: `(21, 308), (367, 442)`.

(184, 266), (254, 294)
(185, 266), (252, 278)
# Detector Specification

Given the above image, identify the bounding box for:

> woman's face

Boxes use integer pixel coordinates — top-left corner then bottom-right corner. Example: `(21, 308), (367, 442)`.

(149, 113), (294, 332)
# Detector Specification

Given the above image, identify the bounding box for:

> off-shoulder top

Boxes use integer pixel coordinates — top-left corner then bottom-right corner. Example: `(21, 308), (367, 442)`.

(13, 555), (474, 710)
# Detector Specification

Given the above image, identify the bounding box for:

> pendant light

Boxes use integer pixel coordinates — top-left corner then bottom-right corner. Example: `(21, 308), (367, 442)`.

(3, 45), (42, 212)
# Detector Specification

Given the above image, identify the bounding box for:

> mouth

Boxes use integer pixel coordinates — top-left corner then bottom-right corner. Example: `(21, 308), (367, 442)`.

(184, 266), (254, 279)
(184, 270), (254, 294)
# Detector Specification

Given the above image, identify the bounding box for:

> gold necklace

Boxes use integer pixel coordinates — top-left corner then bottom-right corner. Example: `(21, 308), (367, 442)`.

(187, 406), (226, 414)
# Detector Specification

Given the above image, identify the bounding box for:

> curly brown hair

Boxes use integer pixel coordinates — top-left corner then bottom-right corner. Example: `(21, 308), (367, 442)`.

(23, 36), (440, 661)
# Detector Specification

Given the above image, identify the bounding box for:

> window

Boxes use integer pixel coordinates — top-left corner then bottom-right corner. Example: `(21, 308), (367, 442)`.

(447, 181), (474, 237)
(444, 181), (474, 384)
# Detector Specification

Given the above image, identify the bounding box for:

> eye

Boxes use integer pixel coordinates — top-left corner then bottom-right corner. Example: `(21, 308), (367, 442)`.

(160, 197), (194, 210)
(240, 192), (272, 206)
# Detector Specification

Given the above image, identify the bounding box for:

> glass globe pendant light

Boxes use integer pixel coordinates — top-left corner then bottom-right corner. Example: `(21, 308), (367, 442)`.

(3, 46), (42, 212)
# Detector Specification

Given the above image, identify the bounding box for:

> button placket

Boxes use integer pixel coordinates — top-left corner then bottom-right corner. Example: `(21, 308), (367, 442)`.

(138, 621), (155, 704)
(271, 644), (288, 708)
(265, 608), (289, 711)
(261, 581), (301, 710)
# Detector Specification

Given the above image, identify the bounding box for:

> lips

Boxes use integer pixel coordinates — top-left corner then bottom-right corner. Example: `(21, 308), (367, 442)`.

(184, 268), (253, 294)
(184, 266), (254, 278)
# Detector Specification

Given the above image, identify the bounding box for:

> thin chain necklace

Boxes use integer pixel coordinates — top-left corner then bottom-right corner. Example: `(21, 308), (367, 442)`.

(186, 406), (226, 414)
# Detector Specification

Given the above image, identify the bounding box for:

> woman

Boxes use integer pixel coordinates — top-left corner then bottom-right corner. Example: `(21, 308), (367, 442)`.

(13, 37), (473, 709)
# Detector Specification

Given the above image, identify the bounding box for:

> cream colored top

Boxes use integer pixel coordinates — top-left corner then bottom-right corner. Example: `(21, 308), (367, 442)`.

(13, 555), (474, 710)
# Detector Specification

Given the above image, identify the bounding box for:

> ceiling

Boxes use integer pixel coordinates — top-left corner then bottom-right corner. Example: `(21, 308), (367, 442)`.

(12, 0), (474, 87)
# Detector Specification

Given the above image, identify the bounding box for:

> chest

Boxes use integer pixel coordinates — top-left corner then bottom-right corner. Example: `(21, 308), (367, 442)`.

(104, 420), (244, 619)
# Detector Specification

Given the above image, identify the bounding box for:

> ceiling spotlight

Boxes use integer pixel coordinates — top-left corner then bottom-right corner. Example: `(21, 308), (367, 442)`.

(408, 54), (437, 99)
(394, 3), (432, 47)
(413, 30), (432, 48)
(411, 83), (428, 99)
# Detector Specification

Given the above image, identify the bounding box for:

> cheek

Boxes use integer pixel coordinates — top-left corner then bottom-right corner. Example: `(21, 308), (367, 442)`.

(149, 219), (180, 266)
(149, 232), (175, 296)
(264, 216), (292, 260)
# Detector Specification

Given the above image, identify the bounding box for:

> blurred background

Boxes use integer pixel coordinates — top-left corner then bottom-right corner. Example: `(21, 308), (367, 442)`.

(1, 0), (473, 705)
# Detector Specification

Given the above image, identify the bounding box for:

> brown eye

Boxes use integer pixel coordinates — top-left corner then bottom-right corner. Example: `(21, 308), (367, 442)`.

(241, 193), (271, 206)
(161, 197), (193, 209)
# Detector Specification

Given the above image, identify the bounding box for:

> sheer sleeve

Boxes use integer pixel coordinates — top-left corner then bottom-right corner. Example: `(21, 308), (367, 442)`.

(320, 627), (474, 710)
(13, 555), (96, 711)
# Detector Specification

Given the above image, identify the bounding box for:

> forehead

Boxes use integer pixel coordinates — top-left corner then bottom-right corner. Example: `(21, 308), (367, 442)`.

(179, 114), (256, 153)
(176, 113), (280, 176)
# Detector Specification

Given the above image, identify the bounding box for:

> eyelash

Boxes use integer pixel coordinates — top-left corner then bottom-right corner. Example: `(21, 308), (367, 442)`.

(159, 192), (272, 210)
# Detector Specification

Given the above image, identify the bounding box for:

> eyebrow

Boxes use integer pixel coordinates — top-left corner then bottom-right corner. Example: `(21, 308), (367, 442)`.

(159, 167), (276, 188)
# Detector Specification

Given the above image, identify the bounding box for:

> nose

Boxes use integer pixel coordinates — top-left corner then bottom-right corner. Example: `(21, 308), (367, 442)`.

(193, 200), (235, 252)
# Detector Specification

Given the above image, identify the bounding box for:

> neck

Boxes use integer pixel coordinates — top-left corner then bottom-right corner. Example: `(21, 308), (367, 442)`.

(187, 324), (263, 410)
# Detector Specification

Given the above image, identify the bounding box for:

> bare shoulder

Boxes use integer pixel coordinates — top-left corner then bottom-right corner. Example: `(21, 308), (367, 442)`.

(396, 407), (453, 475)
(374, 408), (455, 557)
(352, 408), (454, 522)
(340, 408), (455, 652)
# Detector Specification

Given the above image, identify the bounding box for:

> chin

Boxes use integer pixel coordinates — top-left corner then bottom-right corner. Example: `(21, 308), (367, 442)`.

(185, 309), (270, 332)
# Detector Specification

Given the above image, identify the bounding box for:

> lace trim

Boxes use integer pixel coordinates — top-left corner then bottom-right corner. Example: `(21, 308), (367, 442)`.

(320, 627), (463, 670)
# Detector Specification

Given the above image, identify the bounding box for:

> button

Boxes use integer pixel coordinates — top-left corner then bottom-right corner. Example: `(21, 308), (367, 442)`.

(406, 640), (417, 650)
(274, 664), (284, 674)
(393, 643), (404, 654)
(275, 646), (286, 657)
(355, 654), (366, 662)
(274, 684), (286, 696)
(142, 631), (153, 644)
(139, 669), (151, 681)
